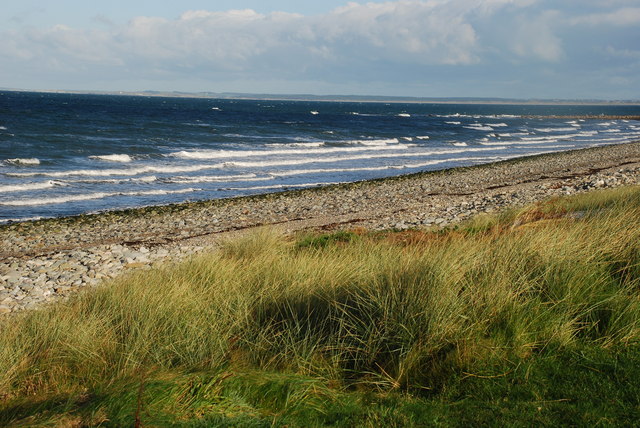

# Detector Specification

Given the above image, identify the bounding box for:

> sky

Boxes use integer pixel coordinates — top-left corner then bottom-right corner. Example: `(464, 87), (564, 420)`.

(2, 0), (640, 100)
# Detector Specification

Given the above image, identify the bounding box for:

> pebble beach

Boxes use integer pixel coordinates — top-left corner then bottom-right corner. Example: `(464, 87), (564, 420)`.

(2, 141), (640, 316)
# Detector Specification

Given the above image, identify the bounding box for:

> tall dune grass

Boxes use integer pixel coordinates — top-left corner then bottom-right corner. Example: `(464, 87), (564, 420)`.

(1, 186), (640, 423)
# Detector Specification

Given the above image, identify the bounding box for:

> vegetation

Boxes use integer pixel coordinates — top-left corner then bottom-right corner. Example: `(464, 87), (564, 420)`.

(1, 186), (640, 426)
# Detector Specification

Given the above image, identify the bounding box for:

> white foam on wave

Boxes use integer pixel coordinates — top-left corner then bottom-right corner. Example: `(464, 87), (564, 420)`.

(183, 122), (213, 127)
(66, 176), (158, 185)
(269, 155), (501, 178)
(479, 139), (570, 146)
(166, 174), (270, 184)
(6, 158), (41, 165)
(416, 136), (430, 140)
(224, 146), (507, 169)
(464, 125), (494, 131)
(0, 126), (7, 130)
(445, 121), (461, 125)
(601, 128), (622, 133)
(521, 144), (576, 149)
(6, 164), (220, 178)
(1, 188), (199, 207)
(222, 182), (338, 192)
(397, 113), (411, 117)
(520, 132), (594, 142)
(310, 111), (319, 115)
(170, 143), (406, 160)
(0, 216), (46, 224)
(534, 127), (577, 133)
(452, 142), (468, 147)
(89, 154), (133, 163)
(439, 114), (520, 119)
(135, 175), (158, 183)
(353, 138), (400, 146)
(401, 137), (414, 141)
(487, 123), (508, 127)
(267, 142), (325, 147)
(0, 180), (66, 193)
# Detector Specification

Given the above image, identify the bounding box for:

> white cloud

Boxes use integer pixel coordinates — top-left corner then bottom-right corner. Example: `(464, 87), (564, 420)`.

(570, 7), (640, 26)
(509, 10), (563, 61)
(1, 1), (487, 73)
(0, 0), (637, 98)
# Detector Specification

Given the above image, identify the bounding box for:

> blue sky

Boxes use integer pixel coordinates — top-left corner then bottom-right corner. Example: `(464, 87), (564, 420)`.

(2, 0), (640, 100)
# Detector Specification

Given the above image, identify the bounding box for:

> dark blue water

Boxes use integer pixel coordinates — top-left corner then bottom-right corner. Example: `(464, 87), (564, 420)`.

(1, 91), (639, 223)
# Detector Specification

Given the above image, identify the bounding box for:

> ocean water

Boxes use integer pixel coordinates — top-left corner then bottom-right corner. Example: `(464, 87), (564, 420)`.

(1, 91), (639, 223)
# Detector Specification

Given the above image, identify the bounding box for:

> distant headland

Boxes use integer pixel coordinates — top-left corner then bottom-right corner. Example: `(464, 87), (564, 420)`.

(2, 88), (639, 105)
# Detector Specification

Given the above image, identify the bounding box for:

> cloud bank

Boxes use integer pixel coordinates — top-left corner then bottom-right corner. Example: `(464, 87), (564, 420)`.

(2, 0), (639, 99)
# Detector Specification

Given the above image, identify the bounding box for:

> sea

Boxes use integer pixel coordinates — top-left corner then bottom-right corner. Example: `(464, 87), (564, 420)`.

(1, 91), (639, 224)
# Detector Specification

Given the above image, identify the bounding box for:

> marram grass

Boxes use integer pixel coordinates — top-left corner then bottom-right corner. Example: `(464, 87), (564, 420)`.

(1, 186), (640, 426)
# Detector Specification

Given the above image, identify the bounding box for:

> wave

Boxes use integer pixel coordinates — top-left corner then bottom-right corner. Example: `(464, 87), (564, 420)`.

(0, 126), (7, 130)
(222, 182), (338, 192)
(464, 125), (494, 131)
(487, 123), (509, 127)
(438, 114), (520, 119)
(65, 175), (158, 185)
(266, 142), (325, 147)
(479, 138), (575, 146)
(352, 138), (400, 146)
(165, 174), (271, 184)
(452, 142), (468, 147)
(0, 180), (66, 193)
(5, 158), (40, 165)
(534, 127), (578, 133)
(310, 111), (319, 115)
(416, 136), (430, 140)
(397, 113), (411, 117)
(89, 154), (133, 163)
(0, 216), (46, 224)
(183, 122), (214, 127)
(169, 143), (407, 160)
(6, 164), (220, 178)
(445, 121), (461, 125)
(1, 188), (199, 207)
(519, 132), (595, 142)
(268, 155), (506, 178)
(224, 146), (507, 169)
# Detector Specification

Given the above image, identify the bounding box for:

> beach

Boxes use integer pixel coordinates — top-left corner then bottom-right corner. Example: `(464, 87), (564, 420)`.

(1, 141), (640, 315)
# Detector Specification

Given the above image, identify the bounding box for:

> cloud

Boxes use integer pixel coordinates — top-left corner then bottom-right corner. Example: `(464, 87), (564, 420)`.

(570, 7), (640, 26)
(0, 0), (637, 99)
(605, 46), (640, 59)
(509, 10), (563, 61)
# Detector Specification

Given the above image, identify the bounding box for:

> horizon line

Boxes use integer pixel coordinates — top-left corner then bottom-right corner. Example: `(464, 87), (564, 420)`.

(2, 87), (639, 105)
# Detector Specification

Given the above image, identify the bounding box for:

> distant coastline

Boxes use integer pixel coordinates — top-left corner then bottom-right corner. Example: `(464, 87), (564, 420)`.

(2, 88), (639, 106)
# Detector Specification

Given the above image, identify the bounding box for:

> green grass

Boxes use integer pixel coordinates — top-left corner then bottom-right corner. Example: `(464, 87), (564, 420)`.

(1, 186), (640, 426)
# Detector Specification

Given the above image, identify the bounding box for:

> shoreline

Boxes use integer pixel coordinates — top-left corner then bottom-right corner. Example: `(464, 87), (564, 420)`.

(2, 141), (640, 315)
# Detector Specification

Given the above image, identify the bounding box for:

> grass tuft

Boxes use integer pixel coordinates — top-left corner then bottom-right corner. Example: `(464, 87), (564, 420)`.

(2, 186), (640, 425)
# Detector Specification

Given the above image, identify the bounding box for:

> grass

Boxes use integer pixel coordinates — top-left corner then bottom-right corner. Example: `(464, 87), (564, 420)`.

(1, 186), (640, 426)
